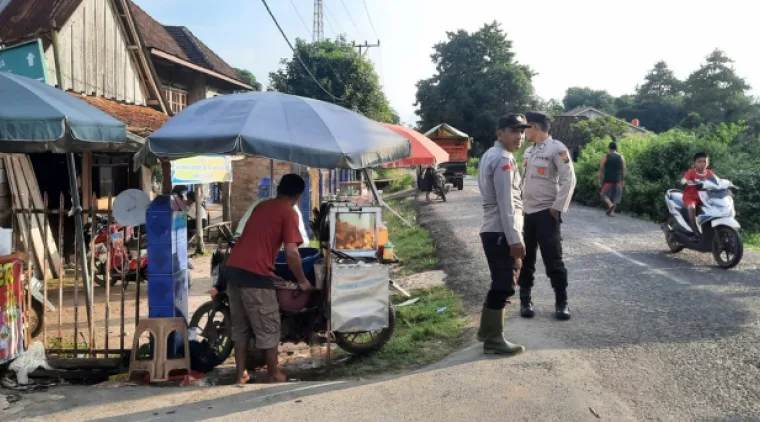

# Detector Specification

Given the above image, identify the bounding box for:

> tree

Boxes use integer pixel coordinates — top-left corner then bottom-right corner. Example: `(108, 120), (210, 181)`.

(235, 68), (262, 91)
(269, 37), (395, 123)
(532, 97), (564, 116)
(636, 61), (682, 100)
(617, 96), (686, 133)
(562, 87), (617, 114)
(571, 116), (631, 145)
(683, 50), (752, 124)
(414, 21), (535, 154)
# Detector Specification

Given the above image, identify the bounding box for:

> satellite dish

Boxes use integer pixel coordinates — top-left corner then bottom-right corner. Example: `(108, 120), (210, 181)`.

(112, 189), (151, 227)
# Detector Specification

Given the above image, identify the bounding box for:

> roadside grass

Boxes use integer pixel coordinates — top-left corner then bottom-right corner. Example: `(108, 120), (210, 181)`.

(329, 197), (465, 378)
(385, 198), (438, 276)
(332, 286), (465, 378)
(745, 232), (760, 250)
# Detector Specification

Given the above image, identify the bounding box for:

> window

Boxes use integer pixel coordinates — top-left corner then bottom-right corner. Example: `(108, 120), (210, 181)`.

(163, 88), (187, 114)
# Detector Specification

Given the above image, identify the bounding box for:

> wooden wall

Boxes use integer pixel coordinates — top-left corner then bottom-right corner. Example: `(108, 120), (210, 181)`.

(44, 0), (147, 105)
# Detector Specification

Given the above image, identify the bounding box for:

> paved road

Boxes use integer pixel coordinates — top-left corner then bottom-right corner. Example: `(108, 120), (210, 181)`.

(8, 177), (760, 421)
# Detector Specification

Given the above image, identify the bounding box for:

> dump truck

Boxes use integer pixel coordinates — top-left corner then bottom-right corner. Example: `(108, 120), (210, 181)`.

(423, 123), (471, 191)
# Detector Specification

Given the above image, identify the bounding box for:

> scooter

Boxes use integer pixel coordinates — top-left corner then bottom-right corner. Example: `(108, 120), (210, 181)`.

(661, 175), (743, 268)
(81, 215), (147, 287)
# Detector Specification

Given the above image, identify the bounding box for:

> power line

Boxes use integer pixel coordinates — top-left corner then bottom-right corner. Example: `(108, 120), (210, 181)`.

(260, 0), (343, 102)
(290, 0), (313, 39)
(340, 0), (365, 40)
(323, 2), (347, 35)
(362, 0), (379, 40)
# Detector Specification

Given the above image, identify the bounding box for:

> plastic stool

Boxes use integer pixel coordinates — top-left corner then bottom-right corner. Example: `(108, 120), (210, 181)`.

(128, 317), (190, 382)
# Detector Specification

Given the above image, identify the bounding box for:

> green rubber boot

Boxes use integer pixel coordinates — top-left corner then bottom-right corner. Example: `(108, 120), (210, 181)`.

(477, 306), (525, 355)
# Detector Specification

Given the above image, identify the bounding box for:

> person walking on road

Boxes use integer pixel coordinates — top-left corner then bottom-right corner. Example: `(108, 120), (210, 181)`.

(599, 141), (626, 217)
(476, 114), (530, 355)
(518, 111), (576, 321)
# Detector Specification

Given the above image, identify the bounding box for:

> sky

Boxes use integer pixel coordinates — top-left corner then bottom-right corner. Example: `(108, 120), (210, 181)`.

(135, 0), (760, 126)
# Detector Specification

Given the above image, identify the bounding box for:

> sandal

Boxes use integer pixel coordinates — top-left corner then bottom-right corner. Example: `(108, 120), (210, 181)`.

(606, 205), (615, 216)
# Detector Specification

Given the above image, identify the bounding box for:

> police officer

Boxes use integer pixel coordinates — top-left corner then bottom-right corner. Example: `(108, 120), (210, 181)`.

(518, 111), (576, 320)
(476, 114), (530, 355)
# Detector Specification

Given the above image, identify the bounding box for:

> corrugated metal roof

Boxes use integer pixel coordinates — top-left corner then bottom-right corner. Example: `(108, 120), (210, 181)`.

(423, 123), (470, 139)
(128, 1), (245, 85)
(0, 0), (82, 45)
(560, 106), (648, 133)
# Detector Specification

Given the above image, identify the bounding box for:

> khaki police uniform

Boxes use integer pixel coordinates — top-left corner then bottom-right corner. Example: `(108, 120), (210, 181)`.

(518, 132), (576, 307)
(478, 122), (526, 309)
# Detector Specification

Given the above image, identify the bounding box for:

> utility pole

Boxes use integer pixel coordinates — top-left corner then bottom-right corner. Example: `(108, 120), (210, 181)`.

(313, 0), (324, 42)
(353, 40), (380, 56)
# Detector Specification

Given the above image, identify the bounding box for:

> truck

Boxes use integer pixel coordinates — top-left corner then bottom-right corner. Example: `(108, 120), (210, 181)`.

(423, 123), (471, 191)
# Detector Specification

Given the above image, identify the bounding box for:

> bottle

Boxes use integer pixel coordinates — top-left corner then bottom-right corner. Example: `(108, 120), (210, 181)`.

(383, 241), (394, 261)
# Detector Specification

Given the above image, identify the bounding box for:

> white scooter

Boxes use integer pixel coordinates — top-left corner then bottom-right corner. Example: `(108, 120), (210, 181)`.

(660, 175), (743, 268)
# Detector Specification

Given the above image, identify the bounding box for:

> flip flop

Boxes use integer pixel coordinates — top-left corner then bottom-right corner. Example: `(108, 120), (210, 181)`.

(606, 205), (615, 216)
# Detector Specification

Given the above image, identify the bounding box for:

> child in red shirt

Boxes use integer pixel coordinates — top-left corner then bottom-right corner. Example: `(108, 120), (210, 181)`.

(681, 152), (714, 239)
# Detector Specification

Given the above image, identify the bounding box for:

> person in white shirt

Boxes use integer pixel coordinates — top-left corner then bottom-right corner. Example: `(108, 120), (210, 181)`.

(186, 191), (208, 230)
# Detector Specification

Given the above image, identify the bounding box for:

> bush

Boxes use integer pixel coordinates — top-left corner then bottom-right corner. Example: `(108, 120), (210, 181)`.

(467, 157), (479, 176)
(386, 174), (414, 193)
(573, 123), (760, 231)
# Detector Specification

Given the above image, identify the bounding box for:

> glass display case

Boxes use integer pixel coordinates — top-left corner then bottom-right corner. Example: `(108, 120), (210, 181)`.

(329, 205), (382, 258)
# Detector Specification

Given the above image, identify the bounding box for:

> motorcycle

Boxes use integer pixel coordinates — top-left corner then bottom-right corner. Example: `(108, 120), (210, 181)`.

(81, 215), (147, 287)
(189, 240), (396, 368)
(660, 175), (743, 268)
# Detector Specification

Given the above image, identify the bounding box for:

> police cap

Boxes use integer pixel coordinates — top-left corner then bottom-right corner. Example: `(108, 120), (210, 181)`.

(524, 111), (551, 128)
(497, 114), (530, 130)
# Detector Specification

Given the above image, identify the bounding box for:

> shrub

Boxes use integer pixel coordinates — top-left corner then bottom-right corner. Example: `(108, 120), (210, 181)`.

(573, 123), (760, 230)
(466, 157), (479, 176)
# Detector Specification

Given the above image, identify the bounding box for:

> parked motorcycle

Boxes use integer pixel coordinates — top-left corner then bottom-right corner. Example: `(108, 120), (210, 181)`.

(660, 175), (743, 268)
(81, 215), (147, 287)
(189, 245), (396, 368)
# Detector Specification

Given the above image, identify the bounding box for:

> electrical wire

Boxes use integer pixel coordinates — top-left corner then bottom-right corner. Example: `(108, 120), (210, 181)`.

(362, 0), (379, 40)
(260, 0), (343, 102)
(340, 0), (365, 40)
(323, 1), (348, 35)
(289, 0), (313, 40)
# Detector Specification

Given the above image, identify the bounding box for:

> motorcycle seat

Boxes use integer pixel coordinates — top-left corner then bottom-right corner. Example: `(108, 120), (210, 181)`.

(667, 189), (684, 208)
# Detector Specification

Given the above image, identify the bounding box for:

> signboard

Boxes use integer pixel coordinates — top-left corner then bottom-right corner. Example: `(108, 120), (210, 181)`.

(171, 155), (233, 184)
(0, 39), (49, 83)
(0, 260), (24, 364)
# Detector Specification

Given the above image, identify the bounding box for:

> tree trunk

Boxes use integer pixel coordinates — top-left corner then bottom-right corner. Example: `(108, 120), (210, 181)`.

(195, 184), (205, 254)
(222, 182), (232, 222)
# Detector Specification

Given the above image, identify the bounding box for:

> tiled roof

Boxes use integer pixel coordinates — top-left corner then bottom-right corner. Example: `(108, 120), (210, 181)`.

(69, 92), (168, 136)
(128, 1), (245, 85)
(0, 0), (81, 45)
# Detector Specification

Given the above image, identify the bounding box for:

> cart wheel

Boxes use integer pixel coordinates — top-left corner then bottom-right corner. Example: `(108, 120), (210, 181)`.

(189, 301), (234, 367)
(334, 305), (396, 356)
(28, 298), (43, 339)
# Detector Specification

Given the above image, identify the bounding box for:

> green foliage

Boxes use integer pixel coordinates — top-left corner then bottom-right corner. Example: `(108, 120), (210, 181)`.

(234, 68), (262, 91)
(562, 87), (617, 114)
(269, 37), (395, 123)
(466, 157), (480, 176)
(683, 50), (752, 124)
(571, 116), (631, 145)
(572, 123), (760, 231)
(386, 174), (414, 194)
(414, 22), (535, 156)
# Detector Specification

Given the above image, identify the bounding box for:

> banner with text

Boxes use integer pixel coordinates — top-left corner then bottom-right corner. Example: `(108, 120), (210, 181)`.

(171, 155), (233, 185)
(0, 260), (24, 364)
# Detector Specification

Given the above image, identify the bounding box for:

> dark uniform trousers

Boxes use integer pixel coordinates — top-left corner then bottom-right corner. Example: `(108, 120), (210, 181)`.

(517, 209), (568, 304)
(480, 232), (517, 310)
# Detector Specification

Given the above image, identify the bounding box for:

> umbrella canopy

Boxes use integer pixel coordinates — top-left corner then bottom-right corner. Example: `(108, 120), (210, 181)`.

(0, 72), (126, 153)
(136, 91), (411, 170)
(381, 123), (449, 168)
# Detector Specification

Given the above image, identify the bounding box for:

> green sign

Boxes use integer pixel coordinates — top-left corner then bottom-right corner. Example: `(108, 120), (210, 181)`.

(0, 39), (48, 83)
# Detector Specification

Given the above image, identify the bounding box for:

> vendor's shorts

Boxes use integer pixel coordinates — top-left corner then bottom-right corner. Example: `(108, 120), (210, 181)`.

(601, 183), (623, 205)
(228, 284), (280, 350)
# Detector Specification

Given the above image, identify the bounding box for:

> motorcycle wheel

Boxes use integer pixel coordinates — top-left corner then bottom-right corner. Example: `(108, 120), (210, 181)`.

(189, 301), (233, 367)
(334, 304), (396, 356)
(712, 226), (743, 269)
(665, 217), (684, 253)
(94, 262), (119, 288)
(28, 298), (43, 339)
(457, 178), (464, 190)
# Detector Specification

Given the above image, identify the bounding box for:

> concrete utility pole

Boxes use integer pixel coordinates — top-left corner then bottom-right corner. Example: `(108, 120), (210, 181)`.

(353, 40), (380, 56)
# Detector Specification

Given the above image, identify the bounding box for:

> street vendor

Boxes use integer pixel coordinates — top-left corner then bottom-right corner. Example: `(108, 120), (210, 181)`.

(235, 196), (308, 246)
(224, 173), (312, 384)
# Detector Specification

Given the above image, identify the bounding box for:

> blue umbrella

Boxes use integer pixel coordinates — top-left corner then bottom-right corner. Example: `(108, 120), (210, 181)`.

(0, 72), (126, 153)
(137, 91), (411, 169)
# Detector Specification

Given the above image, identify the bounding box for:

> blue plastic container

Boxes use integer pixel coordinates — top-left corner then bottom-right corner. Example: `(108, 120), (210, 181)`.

(274, 247), (321, 283)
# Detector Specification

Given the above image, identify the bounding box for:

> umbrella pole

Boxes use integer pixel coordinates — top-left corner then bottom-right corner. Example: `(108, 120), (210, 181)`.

(269, 159), (275, 198)
(67, 154), (94, 328)
(363, 169), (412, 227)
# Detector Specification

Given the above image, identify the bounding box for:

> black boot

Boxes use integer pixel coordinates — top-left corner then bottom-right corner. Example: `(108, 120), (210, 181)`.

(555, 302), (571, 320)
(520, 291), (534, 318)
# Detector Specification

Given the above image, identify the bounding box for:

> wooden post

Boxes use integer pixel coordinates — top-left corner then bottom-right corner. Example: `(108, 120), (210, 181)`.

(221, 182), (232, 222)
(82, 153), (92, 212)
(195, 184), (205, 254)
(161, 161), (172, 195)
